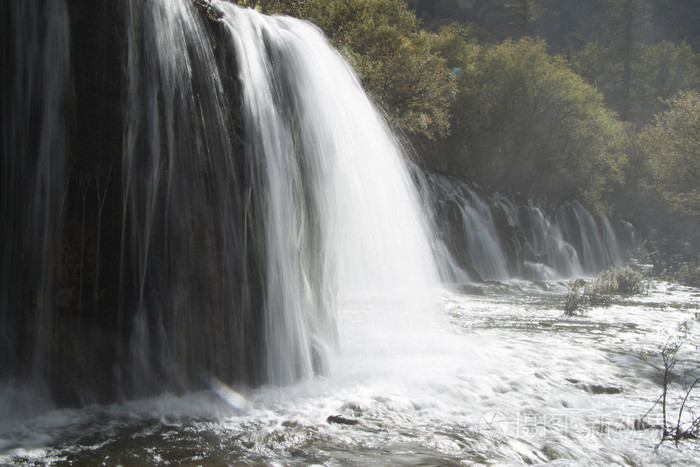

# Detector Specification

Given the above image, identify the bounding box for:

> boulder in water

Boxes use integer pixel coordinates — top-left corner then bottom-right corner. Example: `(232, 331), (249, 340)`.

(327, 415), (360, 426)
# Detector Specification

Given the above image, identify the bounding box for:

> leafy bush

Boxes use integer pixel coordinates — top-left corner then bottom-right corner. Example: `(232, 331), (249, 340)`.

(564, 266), (645, 315)
(564, 277), (613, 316)
(590, 266), (646, 296)
(564, 278), (585, 316)
(677, 263), (700, 289)
(663, 260), (700, 289)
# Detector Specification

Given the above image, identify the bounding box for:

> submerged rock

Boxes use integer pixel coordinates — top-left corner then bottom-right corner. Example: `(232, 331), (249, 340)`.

(327, 415), (360, 426)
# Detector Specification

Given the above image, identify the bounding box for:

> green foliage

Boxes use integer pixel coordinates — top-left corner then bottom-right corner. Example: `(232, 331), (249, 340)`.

(662, 260), (700, 289)
(635, 42), (700, 121)
(576, 40), (700, 123)
(564, 266), (646, 315)
(612, 92), (700, 259)
(504, 0), (544, 37)
(596, 0), (651, 119)
(445, 38), (624, 206)
(590, 265), (646, 295)
(425, 22), (476, 71)
(410, 0), (700, 52)
(242, 0), (303, 15)
(564, 278), (587, 315)
(573, 0), (700, 124)
(642, 91), (700, 218)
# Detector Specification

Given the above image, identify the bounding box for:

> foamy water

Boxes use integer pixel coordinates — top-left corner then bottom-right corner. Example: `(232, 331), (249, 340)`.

(2, 280), (698, 465)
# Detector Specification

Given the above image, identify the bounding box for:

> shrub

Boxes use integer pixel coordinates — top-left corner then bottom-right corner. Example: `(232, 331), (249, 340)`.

(564, 266), (645, 314)
(564, 278), (586, 316)
(589, 266), (646, 296)
(640, 319), (700, 446)
(677, 262), (700, 288)
(663, 260), (700, 289)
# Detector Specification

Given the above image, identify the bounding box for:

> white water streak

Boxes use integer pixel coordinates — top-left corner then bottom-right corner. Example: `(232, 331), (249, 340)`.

(219, 4), (441, 382)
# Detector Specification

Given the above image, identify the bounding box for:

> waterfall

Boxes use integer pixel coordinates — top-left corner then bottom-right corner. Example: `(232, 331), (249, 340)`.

(424, 174), (639, 283)
(120, 0), (441, 391)
(495, 196), (582, 279)
(0, 0), (440, 403)
(217, 5), (439, 383)
(0, 0), (641, 406)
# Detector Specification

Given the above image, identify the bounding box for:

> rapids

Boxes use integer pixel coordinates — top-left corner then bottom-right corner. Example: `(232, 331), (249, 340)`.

(1, 281), (699, 465)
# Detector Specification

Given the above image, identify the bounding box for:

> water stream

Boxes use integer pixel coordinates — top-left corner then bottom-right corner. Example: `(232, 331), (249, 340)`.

(1, 281), (699, 465)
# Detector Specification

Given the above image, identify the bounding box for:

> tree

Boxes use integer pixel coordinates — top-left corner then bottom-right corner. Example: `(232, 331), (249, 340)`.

(643, 91), (700, 218)
(504, 0), (543, 37)
(444, 38), (624, 207)
(649, 0), (700, 50)
(577, 38), (700, 124)
(574, 0), (652, 121)
(634, 41), (700, 122)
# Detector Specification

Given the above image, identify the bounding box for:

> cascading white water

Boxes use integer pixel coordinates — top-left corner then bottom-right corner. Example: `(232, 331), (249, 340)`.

(558, 201), (607, 273)
(556, 201), (628, 274)
(602, 216), (626, 267)
(120, 0), (440, 390)
(423, 174), (638, 282)
(218, 3), (441, 381)
(227, 5), (440, 292)
(495, 196), (581, 278)
(4, 3), (698, 466)
(522, 206), (582, 278)
(492, 196), (577, 279)
(0, 0), (640, 407)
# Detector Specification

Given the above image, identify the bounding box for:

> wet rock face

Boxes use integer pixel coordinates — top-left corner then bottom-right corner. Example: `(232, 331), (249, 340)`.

(63, 0), (126, 406)
(491, 203), (526, 277)
(69, 0), (126, 174)
(193, 0), (225, 20)
(0, 0), (131, 405)
(1, 0), (253, 406)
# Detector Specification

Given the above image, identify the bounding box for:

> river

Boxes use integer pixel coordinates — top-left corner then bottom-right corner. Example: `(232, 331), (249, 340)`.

(2, 279), (698, 465)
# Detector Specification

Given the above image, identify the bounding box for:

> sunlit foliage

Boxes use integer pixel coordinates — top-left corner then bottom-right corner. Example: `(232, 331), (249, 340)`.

(444, 38), (624, 207)
(643, 91), (700, 218)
